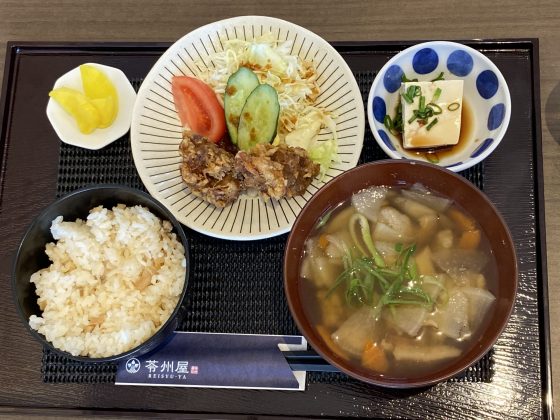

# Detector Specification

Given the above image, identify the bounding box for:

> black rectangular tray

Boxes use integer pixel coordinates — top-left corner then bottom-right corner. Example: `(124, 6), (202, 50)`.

(0, 40), (551, 419)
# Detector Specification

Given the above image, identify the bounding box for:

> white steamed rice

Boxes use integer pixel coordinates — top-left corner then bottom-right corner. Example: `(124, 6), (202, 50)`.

(29, 204), (186, 358)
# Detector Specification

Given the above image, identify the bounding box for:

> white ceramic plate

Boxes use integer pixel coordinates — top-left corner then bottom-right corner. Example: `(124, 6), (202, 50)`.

(131, 16), (364, 240)
(47, 63), (137, 150)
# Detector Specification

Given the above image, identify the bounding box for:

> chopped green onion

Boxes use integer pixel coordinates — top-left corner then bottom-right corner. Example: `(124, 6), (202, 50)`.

(448, 102), (460, 111)
(378, 268), (400, 278)
(407, 257), (418, 279)
(419, 95), (426, 112)
(349, 213), (385, 267)
(430, 72), (445, 82)
(401, 93), (413, 104)
(395, 106), (403, 126)
(408, 86), (417, 100)
(402, 85), (421, 104)
(426, 118), (438, 131)
(432, 87), (442, 102)
(402, 74), (419, 83)
(325, 268), (351, 298)
(384, 105), (403, 136)
(399, 244), (416, 278)
(428, 103), (443, 115)
(325, 242), (437, 317)
(384, 114), (393, 130)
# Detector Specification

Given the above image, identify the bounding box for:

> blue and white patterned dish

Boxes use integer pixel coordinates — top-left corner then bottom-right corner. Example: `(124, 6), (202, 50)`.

(367, 41), (511, 172)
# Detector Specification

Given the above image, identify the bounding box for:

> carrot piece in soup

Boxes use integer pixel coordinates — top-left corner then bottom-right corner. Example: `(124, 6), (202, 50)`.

(458, 229), (481, 250)
(448, 208), (476, 232)
(362, 340), (389, 372)
(318, 234), (330, 250)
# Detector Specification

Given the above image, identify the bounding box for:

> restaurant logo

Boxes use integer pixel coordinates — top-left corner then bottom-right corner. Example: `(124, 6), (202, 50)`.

(125, 358), (141, 374)
(144, 359), (197, 379)
(124, 357), (197, 378)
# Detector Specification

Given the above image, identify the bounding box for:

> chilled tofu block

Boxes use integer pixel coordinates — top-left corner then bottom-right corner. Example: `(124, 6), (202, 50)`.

(401, 80), (463, 149)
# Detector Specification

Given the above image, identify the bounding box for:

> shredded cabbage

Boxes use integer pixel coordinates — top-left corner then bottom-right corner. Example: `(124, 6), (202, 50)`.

(308, 139), (338, 180)
(194, 33), (338, 170)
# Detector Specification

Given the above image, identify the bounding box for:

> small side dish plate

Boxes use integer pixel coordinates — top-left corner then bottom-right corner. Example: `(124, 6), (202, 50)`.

(46, 63), (137, 150)
(367, 41), (511, 172)
(130, 16), (365, 240)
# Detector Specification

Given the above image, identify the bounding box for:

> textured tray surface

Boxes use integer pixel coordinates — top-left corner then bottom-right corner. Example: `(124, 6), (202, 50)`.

(0, 41), (546, 418)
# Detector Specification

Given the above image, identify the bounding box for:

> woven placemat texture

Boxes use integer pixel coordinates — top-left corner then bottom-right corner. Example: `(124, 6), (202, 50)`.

(43, 73), (492, 384)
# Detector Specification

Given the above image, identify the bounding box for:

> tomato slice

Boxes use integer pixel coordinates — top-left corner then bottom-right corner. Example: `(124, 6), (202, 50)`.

(171, 76), (226, 143)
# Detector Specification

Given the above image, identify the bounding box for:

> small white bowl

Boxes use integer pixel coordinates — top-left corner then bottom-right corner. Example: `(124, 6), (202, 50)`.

(367, 41), (511, 172)
(46, 63), (137, 150)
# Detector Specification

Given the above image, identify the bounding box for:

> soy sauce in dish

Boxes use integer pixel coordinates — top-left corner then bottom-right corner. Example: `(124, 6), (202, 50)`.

(402, 100), (474, 163)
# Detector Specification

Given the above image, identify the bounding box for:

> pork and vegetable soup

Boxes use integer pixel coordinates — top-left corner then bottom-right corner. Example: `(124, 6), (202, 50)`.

(299, 184), (497, 377)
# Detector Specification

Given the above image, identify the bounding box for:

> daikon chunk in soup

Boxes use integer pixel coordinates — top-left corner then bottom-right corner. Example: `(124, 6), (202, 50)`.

(299, 183), (497, 377)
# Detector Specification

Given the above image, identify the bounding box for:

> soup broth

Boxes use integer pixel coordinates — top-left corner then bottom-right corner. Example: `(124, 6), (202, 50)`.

(299, 184), (497, 378)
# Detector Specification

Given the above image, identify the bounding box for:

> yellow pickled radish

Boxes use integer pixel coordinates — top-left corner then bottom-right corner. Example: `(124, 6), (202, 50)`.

(80, 64), (118, 98)
(49, 87), (101, 134)
(90, 96), (117, 128)
(80, 64), (118, 127)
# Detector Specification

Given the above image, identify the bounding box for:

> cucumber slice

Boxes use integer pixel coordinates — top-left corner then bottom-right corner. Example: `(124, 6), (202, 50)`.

(237, 84), (280, 151)
(224, 67), (260, 144)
